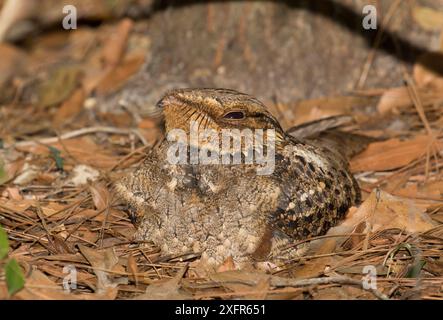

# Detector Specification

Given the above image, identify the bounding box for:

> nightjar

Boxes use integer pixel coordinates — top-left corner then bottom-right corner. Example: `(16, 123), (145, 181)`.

(116, 88), (361, 266)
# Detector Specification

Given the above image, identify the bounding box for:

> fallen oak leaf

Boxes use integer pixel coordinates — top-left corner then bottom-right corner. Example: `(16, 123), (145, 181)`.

(350, 135), (442, 172)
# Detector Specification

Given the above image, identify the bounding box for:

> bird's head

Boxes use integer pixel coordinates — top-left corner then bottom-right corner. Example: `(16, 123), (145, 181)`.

(157, 88), (285, 142)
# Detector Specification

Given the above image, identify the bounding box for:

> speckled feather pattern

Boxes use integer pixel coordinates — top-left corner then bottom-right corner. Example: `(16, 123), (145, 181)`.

(115, 88), (361, 266)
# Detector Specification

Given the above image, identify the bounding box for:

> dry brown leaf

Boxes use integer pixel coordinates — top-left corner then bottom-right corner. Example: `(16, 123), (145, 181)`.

(384, 171), (413, 194)
(413, 52), (443, 91)
(377, 85), (443, 114)
(209, 270), (271, 298)
(47, 234), (74, 255)
(40, 202), (68, 217)
(0, 283), (8, 300)
(413, 6), (443, 31)
(286, 96), (370, 128)
(289, 257), (333, 279)
(101, 18), (134, 68)
(1, 158), (24, 184)
(37, 264), (96, 290)
(72, 227), (99, 244)
(0, 198), (35, 212)
(312, 285), (371, 300)
(82, 67), (108, 96)
(134, 266), (191, 300)
(139, 127), (162, 146)
(376, 87), (412, 114)
(397, 181), (443, 199)
(64, 208), (99, 223)
(38, 252), (86, 263)
(35, 172), (56, 184)
(209, 270), (269, 287)
(52, 88), (85, 127)
(126, 252), (138, 284)
(0, 43), (27, 87)
(138, 117), (158, 130)
(15, 266), (121, 300)
(420, 180), (443, 196)
(308, 190), (437, 260)
(350, 135), (441, 172)
(99, 112), (133, 128)
(216, 256), (236, 273)
(243, 278), (270, 300)
(89, 182), (110, 212)
(341, 190), (436, 234)
(3, 187), (23, 201)
(395, 184), (420, 199)
(95, 53), (145, 95)
(15, 268), (72, 300)
(292, 218), (351, 278)
(17, 137), (120, 169)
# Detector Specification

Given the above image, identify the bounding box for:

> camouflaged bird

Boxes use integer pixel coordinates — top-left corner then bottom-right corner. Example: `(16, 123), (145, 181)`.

(116, 88), (362, 266)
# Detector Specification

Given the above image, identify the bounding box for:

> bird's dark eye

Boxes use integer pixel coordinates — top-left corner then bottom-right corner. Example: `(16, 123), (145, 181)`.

(223, 111), (245, 120)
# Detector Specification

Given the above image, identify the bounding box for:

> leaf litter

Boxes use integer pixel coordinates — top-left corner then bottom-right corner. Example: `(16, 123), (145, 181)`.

(0, 5), (442, 301)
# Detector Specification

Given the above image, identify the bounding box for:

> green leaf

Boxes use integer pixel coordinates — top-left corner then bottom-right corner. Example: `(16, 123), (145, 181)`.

(48, 146), (64, 171)
(406, 260), (426, 278)
(0, 224), (9, 260)
(0, 158), (8, 185)
(5, 259), (25, 296)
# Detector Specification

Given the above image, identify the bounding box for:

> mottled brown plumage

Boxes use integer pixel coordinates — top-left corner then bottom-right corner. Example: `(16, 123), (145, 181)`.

(116, 88), (361, 266)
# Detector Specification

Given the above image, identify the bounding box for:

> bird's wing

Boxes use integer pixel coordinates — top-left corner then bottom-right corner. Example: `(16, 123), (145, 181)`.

(287, 115), (376, 161)
(286, 115), (354, 139)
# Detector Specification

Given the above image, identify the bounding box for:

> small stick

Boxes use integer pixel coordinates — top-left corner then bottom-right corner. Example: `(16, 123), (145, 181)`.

(10, 126), (149, 148)
(270, 275), (389, 300)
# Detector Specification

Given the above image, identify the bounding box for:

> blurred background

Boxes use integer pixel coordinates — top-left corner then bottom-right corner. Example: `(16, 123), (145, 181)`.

(1, 0), (442, 120)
